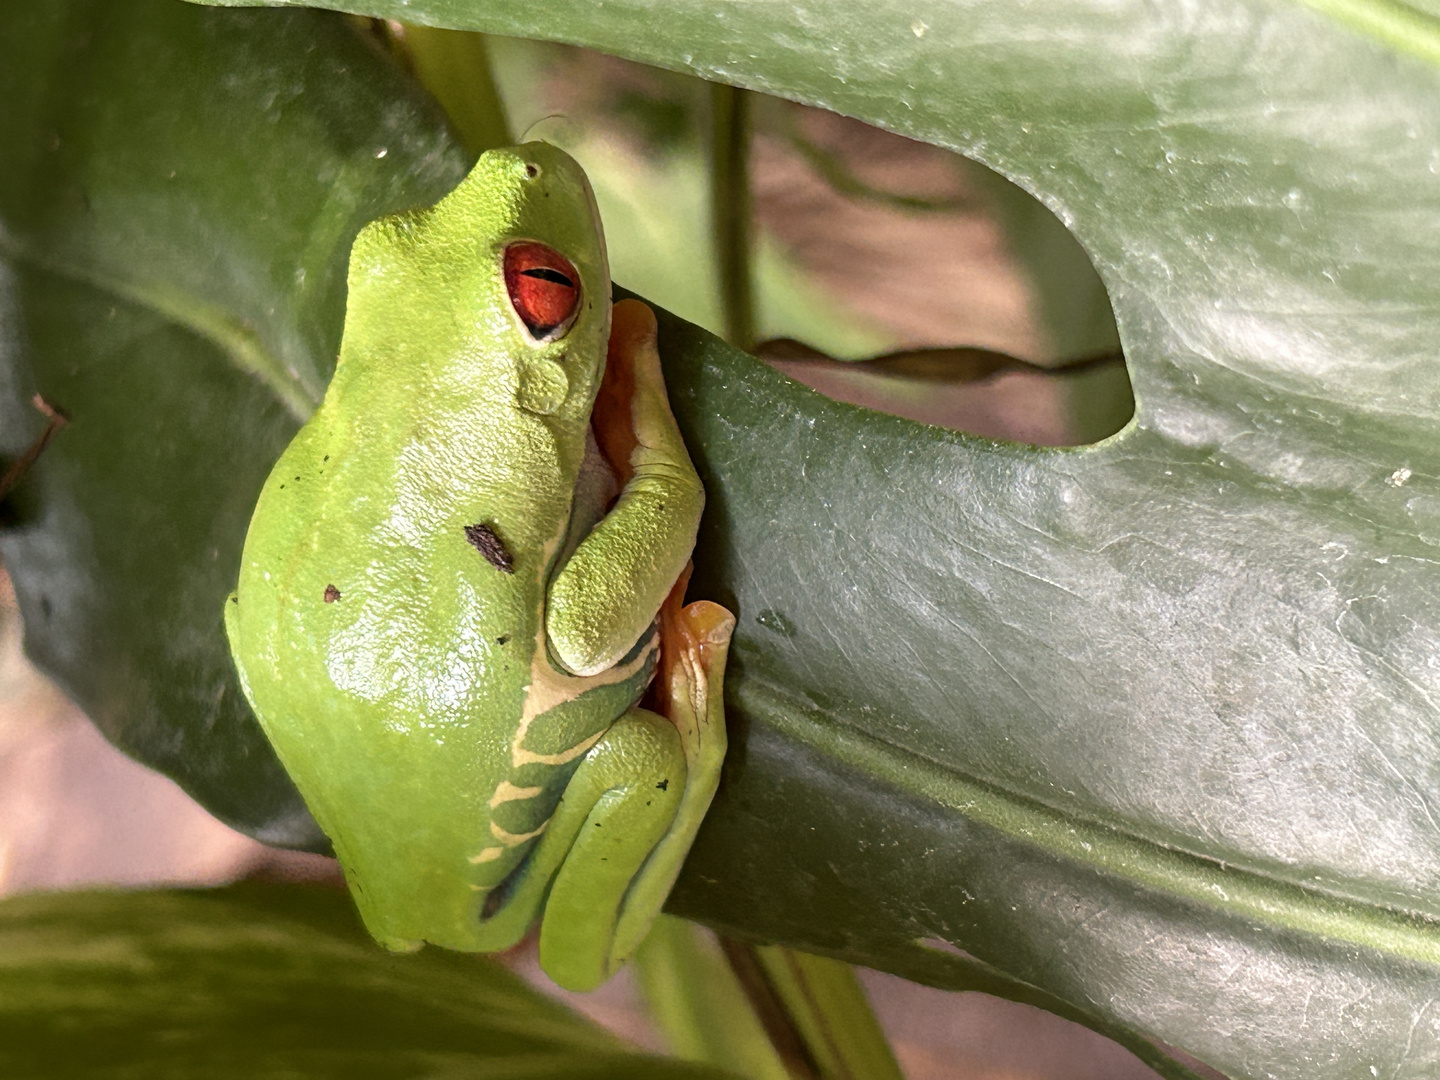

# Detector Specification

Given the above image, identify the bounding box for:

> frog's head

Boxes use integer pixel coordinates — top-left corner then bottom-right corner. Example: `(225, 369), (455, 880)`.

(342, 141), (610, 423)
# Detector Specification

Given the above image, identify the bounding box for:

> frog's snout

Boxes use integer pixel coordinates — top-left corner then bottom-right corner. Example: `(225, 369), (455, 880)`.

(480, 144), (548, 183)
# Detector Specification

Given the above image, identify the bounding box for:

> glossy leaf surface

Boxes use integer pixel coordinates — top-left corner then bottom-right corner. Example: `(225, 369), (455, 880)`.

(6, 0), (1440, 1076)
(0, 883), (735, 1079)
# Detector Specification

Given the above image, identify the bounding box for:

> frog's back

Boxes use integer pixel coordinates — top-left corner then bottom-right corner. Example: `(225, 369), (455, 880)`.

(226, 143), (651, 950)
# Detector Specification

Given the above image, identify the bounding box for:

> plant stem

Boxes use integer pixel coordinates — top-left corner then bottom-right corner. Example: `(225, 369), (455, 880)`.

(0, 396), (68, 502)
(372, 20), (513, 156)
(717, 938), (825, 1080)
(633, 916), (792, 1080)
(749, 944), (906, 1080)
(719, 938), (906, 1080)
(709, 82), (754, 352)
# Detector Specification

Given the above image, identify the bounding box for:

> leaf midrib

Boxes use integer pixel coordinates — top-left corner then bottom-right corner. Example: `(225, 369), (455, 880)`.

(0, 228), (321, 422)
(742, 672), (1440, 971)
(1295, 0), (1440, 62)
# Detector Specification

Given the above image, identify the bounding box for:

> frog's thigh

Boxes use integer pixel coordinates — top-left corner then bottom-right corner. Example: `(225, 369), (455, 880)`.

(537, 706), (687, 992)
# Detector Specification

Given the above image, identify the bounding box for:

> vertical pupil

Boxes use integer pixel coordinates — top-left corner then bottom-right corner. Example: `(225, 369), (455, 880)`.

(505, 243), (581, 338)
(522, 267), (574, 287)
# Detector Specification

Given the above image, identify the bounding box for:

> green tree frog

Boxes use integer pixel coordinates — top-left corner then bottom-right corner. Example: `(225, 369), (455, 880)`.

(225, 143), (734, 992)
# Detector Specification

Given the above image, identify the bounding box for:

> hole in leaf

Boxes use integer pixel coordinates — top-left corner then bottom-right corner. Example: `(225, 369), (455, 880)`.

(477, 40), (1135, 446)
(748, 107), (1133, 448)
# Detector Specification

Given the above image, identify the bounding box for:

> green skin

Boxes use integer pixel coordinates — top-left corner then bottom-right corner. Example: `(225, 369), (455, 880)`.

(226, 144), (724, 992)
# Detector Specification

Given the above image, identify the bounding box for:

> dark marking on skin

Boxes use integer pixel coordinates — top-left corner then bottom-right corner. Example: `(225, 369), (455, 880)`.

(481, 889), (506, 920)
(594, 822), (602, 827)
(323, 455), (330, 462)
(656, 779), (669, 792)
(481, 860), (523, 922)
(496, 634), (510, 645)
(323, 584), (341, 603)
(465, 523), (514, 573)
(229, 596), (238, 604)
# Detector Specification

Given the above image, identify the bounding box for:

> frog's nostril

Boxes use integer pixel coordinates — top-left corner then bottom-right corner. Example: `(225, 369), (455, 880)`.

(524, 163), (539, 179)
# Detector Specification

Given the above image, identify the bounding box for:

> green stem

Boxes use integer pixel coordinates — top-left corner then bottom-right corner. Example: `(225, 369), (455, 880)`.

(709, 82), (754, 352)
(716, 938), (825, 1080)
(0, 396), (68, 502)
(745, 943), (906, 1080)
(633, 917), (792, 1080)
(381, 21), (513, 156)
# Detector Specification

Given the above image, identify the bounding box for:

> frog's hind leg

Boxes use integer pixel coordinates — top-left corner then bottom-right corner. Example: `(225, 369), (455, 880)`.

(538, 577), (735, 992)
(533, 706), (688, 991)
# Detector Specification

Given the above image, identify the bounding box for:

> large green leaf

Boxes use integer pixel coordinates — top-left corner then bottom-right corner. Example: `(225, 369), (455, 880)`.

(0, 883), (735, 1079)
(6, 0), (1440, 1076)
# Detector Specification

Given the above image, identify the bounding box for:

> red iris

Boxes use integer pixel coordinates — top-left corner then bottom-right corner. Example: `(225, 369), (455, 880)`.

(504, 242), (581, 340)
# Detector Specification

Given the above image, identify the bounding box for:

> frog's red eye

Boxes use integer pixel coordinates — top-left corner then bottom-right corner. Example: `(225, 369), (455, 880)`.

(504, 242), (581, 341)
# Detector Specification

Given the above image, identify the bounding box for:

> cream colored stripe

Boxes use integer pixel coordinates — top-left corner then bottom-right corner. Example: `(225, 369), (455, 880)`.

(489, 818), (550, 845)
(488, 781), (543, 808)
(511, 619), (657, 769)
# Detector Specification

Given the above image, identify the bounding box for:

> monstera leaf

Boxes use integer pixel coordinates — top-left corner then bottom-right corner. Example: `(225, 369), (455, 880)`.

(5, 0), (1440, 1077)
(0, 883), (735, 1080)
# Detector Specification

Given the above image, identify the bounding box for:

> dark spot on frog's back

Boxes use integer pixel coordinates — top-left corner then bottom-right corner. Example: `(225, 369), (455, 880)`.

(323, 584), (341, 603)
(656, 779), (669, 792)
(464, 522), (514, 573)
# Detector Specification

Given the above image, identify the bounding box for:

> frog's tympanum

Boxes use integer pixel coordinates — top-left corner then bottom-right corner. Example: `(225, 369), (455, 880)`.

(226, 143), (733, 992)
